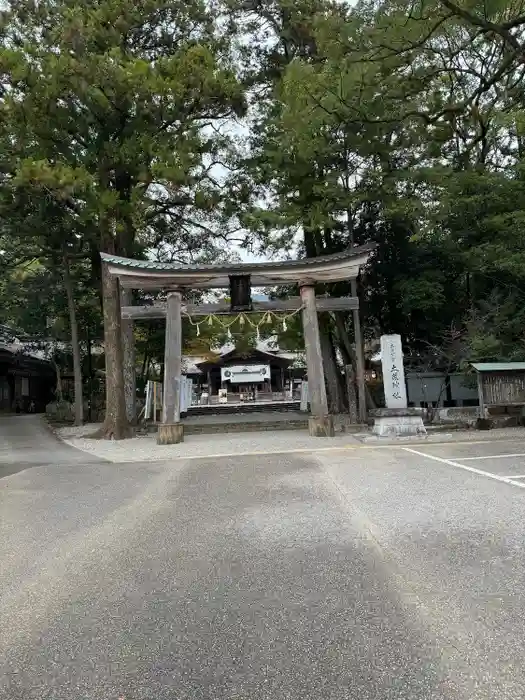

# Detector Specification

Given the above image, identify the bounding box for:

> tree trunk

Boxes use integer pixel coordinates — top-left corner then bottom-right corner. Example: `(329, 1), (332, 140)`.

(319, 314), (345, 413)
(140, 352), (149, 383)
(53, 360), (63, 403)
(86, 331), (93, 422)
(116, 179), (137, 425)
(95, 262), (131, 439)
(333, 312), (376, 410)
(63, 254), (84, 426)
(120, 287), (137, 424)
(344, 364), (358, 423)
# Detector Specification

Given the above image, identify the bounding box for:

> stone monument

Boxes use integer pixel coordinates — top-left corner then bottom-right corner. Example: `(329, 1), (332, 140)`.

(371, 334), (427, 438)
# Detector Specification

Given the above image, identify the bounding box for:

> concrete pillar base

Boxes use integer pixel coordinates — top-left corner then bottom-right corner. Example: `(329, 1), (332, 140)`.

(308, 415), (335, 437)
(157, 423), (184, 445)
(371, 414), (426, 438)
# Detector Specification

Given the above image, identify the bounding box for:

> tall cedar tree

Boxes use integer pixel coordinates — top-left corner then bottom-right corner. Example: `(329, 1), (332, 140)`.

(0, 0), (245, 437)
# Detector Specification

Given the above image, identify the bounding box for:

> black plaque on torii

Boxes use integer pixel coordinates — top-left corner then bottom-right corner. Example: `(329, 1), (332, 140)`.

(229, 275), (252, 312)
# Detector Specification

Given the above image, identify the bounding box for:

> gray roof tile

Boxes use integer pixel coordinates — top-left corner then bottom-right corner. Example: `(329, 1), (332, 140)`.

(100, 243), (375, 273)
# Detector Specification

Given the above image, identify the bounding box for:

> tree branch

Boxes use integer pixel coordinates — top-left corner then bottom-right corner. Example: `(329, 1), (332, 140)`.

(439, 0), (524, 53)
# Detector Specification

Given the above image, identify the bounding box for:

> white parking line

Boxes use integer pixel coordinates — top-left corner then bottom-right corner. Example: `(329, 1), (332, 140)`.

(449, 453), (525, 461)
(403, 447), (525, 489)
(502, 474), (525, 480)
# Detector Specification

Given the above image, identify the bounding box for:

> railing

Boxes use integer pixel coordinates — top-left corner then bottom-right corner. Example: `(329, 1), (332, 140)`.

(142, 379), (302, 421)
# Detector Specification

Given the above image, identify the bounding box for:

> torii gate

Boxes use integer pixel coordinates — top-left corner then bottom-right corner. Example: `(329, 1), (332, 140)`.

(101, 244), (374, 444)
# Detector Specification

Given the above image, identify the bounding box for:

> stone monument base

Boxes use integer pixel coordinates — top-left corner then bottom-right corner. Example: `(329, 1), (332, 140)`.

(308, 415), (335, 437)
(370, 408), (427, 439)
(157, 423), (184, 445)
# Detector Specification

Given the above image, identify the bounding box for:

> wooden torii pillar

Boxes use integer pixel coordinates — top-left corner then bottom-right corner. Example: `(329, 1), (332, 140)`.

(300, 282), (334, 437)
(157, 290), (184, 445)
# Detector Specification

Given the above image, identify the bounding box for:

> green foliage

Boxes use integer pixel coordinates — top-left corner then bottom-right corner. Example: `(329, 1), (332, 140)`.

(0, 0), (246, 255)
(0, 0), (247, 432)
(228, 0), (525, 366)
(4, 0), (525, 394)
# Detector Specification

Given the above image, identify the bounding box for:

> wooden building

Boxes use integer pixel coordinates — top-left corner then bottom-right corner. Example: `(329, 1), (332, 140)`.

(186, 346), (305, 401)
(472, 362), (525, 417)
(0, 326), (55, 412)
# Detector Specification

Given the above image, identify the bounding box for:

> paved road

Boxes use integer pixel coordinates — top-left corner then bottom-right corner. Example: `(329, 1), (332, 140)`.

(1, 417), (525, 698)
(0, 414), (104, 479)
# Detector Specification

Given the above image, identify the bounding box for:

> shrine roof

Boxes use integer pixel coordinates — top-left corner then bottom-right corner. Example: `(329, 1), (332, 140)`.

(472, 362), (525, 372)
(101, 243), (375, 290)
(195, 347), (292, 370)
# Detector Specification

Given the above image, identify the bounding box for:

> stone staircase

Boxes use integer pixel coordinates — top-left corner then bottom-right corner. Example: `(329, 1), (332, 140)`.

(186, 400), (300, 417)
(183, 416), (308, 435)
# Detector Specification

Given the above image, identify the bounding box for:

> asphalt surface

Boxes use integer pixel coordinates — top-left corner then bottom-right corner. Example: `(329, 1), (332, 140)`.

(0, 414), (104, 479)
(2, 416), (525, 699)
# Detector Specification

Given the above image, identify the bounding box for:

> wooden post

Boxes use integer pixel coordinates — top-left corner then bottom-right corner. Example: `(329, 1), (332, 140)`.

(300, 283), (334, 437)
(351, 278), (367, 424)
(158, 290), (184, 444)
(477, 371), (486, 418)
(153, 381), (157, 423)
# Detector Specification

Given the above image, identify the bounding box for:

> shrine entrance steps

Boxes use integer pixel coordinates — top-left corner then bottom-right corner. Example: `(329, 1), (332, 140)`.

(186, 400), (300, 417)
(185, 415), (308, 436)
(145, 411), (362, 437)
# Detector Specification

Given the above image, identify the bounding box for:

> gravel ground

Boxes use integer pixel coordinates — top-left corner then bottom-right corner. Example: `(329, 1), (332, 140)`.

(56, 423), (525, 462)
(57, 425), (362, 462)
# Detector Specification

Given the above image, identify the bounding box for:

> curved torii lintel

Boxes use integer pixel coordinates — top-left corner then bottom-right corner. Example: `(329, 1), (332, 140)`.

(100, 243), (375, 290)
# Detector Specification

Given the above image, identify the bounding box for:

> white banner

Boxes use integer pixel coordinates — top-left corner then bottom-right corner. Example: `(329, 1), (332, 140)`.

(300, 381), (309, 411)
(221, 364), (270, 384)
(179, 376), (193, 412)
